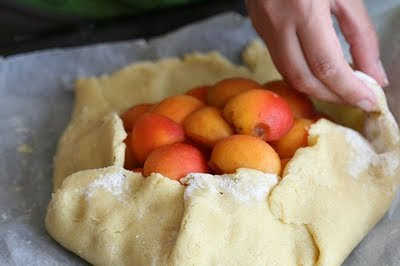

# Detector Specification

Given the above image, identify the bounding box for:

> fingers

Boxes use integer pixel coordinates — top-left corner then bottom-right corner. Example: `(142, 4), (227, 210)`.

(332, 0), (388, 87)
(296, 2), (378, 111)
(246, 0), (379, 111)
(269, 29), (344, 103)
(246, 0), (343, 104)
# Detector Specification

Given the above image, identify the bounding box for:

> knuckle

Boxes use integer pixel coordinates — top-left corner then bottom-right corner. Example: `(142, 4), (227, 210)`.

(292, 0), (314, 24)
(259, 1), (286, 29)
(311, 60), (339, 80)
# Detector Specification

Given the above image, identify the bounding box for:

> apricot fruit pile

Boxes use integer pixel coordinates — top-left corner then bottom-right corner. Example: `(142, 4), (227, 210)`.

(121, 78), (320, 182)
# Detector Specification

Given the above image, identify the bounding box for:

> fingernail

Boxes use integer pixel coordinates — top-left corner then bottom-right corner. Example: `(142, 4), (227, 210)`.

(357, 99), (376, 112)
(377, 60), (389, 86)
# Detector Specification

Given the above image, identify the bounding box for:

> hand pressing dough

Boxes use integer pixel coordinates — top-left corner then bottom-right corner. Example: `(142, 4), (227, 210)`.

(46, 41), (400, 266)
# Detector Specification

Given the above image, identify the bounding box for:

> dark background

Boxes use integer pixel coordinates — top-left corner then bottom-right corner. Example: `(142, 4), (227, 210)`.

(0, 0), (245, 56)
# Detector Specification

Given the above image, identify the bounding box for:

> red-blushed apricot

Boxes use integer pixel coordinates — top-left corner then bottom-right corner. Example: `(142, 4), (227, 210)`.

(209, 134), (281, 175)
(121, 103), (153, 131)
(271, 118), (313, 159)
(207, 77), (262, 108)
(152, 95), (204, 124)
(183, 106), (234, 148)
(280, 158), (291, 176)
(185, 86), (210, 102)
(143, 143), (209, 181)
(131, 113), (185, 163)
(264, 80), (315, 118)
(223, 89), (294, 141)
(123, 133), (140, 170)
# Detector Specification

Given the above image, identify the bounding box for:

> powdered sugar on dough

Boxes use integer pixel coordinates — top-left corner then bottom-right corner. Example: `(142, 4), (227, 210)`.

(86, 170), (130, 200)
(375, 151), (400, 177)
(182, 168), (278, 203)
(341, 126), (400, 178)
(341, 127), (376, 178)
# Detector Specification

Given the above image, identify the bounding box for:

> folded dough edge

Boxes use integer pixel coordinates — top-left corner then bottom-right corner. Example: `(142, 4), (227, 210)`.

(47, 41), (400, 266)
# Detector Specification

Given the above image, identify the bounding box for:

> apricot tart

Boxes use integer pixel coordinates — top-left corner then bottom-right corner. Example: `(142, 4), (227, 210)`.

(46, 41), (400, 266)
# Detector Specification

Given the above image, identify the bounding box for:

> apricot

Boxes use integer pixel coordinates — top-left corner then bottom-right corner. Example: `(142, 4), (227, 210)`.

(143, 143), (209, 181)
(123, 133), (140, 170)
(121, 103), (152, 131)
(209, 134), (281, 175)
(185, 86), (210, 102)
(280, 158), (291, 176)
(207, 77), (262, 108)
(223, 89), (294, 141)
(152, 95), (204, 124)
(272, 118), (313, 159)
(130, 113), (185, 163)
(183, 106), (234, 147)
(264, 80), (315, 118)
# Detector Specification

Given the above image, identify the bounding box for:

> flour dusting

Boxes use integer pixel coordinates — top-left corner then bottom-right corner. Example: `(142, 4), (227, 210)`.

(17, 144), (34, 154)
(182, 169), (278, 203)
(342, 127), (376, 177)
(86, 170), (130, 200)
(341, 126), (400, 178)
(375, 151), (400, 177)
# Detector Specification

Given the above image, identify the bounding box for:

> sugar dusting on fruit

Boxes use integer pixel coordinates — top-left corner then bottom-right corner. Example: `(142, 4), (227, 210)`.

(86, 170), (130, 200)
(182, 169), (278, 203)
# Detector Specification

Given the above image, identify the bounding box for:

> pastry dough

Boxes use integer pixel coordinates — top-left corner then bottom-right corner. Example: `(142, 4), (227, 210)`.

(46, 41), (400, 266)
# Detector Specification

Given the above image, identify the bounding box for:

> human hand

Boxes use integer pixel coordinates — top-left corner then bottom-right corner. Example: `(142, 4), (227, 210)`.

(245, 0), (388, 111)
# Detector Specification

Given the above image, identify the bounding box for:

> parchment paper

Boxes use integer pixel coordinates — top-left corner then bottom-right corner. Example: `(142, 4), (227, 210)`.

(1, 1), (400, 264)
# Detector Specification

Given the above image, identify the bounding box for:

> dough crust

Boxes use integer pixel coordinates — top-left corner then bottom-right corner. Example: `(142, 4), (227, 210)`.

(46, 41), (400, 266)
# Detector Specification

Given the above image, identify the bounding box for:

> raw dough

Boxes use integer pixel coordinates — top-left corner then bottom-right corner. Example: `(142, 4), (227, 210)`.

(46, 41), (400, 266)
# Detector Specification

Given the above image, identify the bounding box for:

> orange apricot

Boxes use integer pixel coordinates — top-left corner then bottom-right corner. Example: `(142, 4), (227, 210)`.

(123, 133), (140, 170)
(143, 143), (209, 181)
(152, 95), (204, 124)
(264, 80), (315, 118)
(185, 85), (210, 102)
(131, 113), (185, 163)
(209, 134), (281, 175)
(207, 77), (262, 108)
(121, 103), (152, 131)
(271, 118), (313, 159)
(183, 106), (234, 147)
(223, 89), (294, 141)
